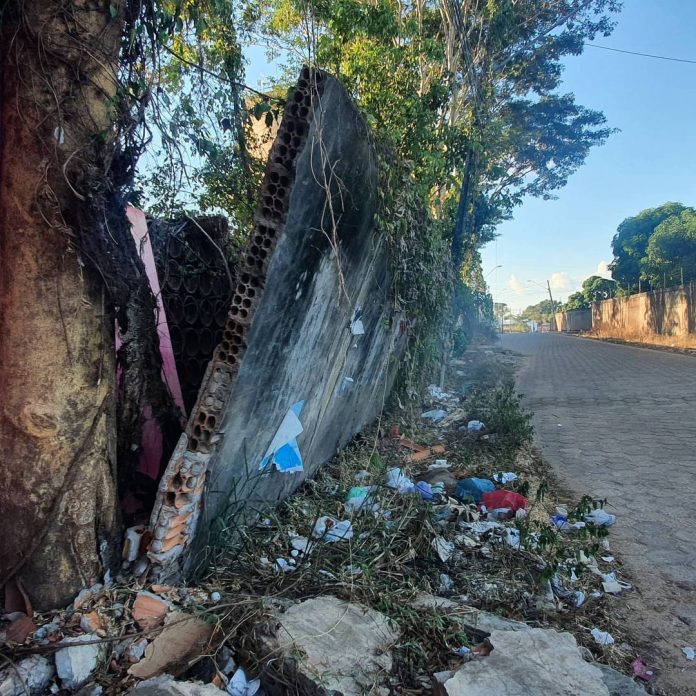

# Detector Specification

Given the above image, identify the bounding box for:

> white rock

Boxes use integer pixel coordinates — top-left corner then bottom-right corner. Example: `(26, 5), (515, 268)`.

(0, 655), (55, 696)
(439, 628), (610, 695)
(55, 635), (103, 690)
(258, 595), (399, 695)
(134, 678), (226, 695)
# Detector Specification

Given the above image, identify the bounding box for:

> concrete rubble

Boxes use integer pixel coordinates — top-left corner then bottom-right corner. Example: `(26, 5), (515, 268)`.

(55, 635), (105, 690)
(257, 595), (399, 695)
(133, 677), (225, 696)
(435, 628), (611, 695)
(0, 655), (54, 696)
(128, 612), (215, 679)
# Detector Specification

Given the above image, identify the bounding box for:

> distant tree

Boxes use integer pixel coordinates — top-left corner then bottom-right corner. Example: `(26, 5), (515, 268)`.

(564, 275), (616, 309)
(581, 275), (616, 302)
(564, 291), (588, 310)
(642, 210), (696, 288)
(610, 202), (691, 289)
(521, 299), (561, 323)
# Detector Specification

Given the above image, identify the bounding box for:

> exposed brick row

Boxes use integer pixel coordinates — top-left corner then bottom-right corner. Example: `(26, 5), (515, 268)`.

(148, 68), (326, 572)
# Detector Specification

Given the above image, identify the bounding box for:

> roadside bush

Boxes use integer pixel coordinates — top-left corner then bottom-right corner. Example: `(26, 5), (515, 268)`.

(466, 382), (533, 448)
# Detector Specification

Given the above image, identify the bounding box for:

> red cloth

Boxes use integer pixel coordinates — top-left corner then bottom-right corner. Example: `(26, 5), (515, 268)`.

(480, 490), (527, 512)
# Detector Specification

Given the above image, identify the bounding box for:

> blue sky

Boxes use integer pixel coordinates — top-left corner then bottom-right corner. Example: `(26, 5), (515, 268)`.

(483, 0), (696, 310)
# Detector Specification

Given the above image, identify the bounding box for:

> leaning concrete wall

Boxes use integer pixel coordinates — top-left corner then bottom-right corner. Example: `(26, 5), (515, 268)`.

(148, 69), (406, 578)
(591, 285), (696, 340)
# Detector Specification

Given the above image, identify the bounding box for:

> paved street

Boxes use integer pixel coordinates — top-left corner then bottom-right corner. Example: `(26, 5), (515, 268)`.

(501, 332), (696, 692)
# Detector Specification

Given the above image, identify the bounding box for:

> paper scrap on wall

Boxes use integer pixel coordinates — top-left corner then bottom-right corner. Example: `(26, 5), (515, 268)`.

(259, 401), (305, 473)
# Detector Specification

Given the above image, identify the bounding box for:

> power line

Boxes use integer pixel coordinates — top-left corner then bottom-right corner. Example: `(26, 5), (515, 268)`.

(586, 43), (696, 65)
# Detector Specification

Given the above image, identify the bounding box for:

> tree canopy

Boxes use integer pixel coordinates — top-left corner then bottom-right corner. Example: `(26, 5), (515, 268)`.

(521, 299), (561, 323)
(564, 275), (616, 309)
(642, 209), (696, 288)
(137, 0), (619, 280)
(610, 202), (691, 290)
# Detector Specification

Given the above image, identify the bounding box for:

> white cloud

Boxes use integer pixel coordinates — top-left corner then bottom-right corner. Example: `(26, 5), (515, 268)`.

(507, 274), (525, 294)
(548, 272), (571, 291)
(596, 260), (612, 279)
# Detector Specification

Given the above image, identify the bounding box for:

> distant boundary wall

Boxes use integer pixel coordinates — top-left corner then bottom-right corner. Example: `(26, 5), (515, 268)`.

(554, 308), (592, 333)
(591, 285), (696, 339)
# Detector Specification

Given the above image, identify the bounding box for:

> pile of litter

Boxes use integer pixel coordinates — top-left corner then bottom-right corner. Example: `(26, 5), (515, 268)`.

(0, 347), (649, 694)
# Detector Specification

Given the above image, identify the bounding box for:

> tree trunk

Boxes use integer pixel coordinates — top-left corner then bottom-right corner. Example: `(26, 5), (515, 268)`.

(0, 0), (125, 609)
(451, 146), (476, 270)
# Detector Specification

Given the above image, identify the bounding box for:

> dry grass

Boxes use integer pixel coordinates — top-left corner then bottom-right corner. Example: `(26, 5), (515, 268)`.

(1, 348), (641, 693)
(587, 329), (696, 352)
(201, 349), (640, 689)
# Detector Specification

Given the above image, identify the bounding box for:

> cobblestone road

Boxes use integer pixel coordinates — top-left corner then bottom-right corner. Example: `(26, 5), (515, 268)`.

(501, 332), (696, 693)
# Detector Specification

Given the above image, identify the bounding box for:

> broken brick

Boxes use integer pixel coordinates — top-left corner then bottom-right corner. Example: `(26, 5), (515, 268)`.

(80, 611), (104, 636)
(404, 444), (446, 463)
(132, 591), (169, 631)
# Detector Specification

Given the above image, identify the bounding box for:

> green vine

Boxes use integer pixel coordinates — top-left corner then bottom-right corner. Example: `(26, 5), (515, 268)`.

(373, 144), (454, 402)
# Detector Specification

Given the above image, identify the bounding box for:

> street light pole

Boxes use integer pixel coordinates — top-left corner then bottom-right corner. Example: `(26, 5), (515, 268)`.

(546, 280), (557, 331)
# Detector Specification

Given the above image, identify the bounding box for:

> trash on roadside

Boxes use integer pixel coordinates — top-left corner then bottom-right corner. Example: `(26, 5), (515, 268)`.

(462, 520), (503, 535)
(312, 516), (354, 542)
(429, 459), (449, 469)
(132, 591), (169, 630)
(480, 490), (527, 519)
(427, 384), (457, 402)
(226, 667), (261, 696)
(573, 591), (586, 607)
(290, 536), (313, 554)
(389, 425), (401, 439)
(492, 472), (518, 484)
(438, 573), (454, 592)
(354, 469), (370, 482)
(454, 533), (479, 548)
(415, 480), (436, 500)
(585, 509), (616, 527)
(432, 537), (455, 562)
(345, 486), (379, 514)
(601, 572), (631, 594)
(421, 409), (447, 423)
(453, 645), (471, 657)
(454, 477), (496, 503)
(591, 628), (615, 646)
(631, 657), (655, 681)
(550, 513), (586, 531)
(502, 527), (522, 549)
(386, 467), (416, 493)
(416, 467), (457, 495)
(275, 558), (295, 573)
(682, 646), (695, 661)
(467, 420), (485, 432)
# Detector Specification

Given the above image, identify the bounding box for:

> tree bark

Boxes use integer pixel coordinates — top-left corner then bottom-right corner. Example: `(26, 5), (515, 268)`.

(0, 0), (125, 609)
